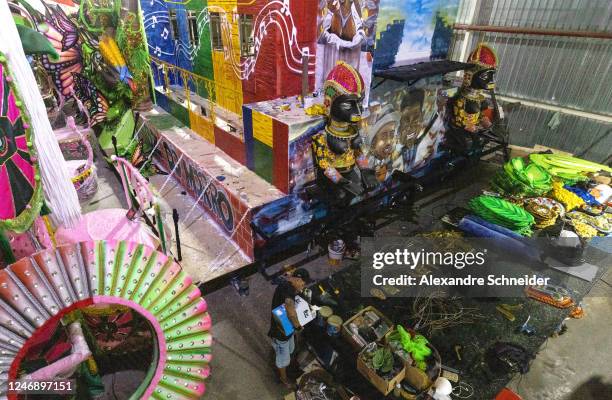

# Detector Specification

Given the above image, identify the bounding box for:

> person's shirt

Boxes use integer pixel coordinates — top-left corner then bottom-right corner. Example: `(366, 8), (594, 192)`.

(268, 280), (297, 341)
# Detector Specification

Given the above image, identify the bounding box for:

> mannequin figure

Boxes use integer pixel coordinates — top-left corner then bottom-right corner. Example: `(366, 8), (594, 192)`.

(446, 43), (498, 154)
(312, 61), (376, 205)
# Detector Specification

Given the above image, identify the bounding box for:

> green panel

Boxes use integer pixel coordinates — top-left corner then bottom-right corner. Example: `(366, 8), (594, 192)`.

(147, 114), (185, 130)
(254, 139), (273, 183)
(167, 96), (191, 128)
(188, 0), (214, 101)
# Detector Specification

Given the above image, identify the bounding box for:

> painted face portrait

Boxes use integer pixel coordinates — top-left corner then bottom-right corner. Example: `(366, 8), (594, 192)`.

(399, 104), (423, 147)
(370, 121), (396, 160)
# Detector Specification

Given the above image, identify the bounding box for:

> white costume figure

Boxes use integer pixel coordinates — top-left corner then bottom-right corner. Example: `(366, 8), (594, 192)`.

(317, 0), (366, 90)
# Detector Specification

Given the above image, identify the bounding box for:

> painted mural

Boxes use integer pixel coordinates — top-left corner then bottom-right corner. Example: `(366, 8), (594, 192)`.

(130, 0), (486, 260)
(374, 0), (459, 69)
(142, 0), (318, 106)
(365, 80), (451, 178)
(288, 120), (325, 193)
(251, 76), (455, 241)
(13, 0), (151, 155)
(144, 0), (315, 80)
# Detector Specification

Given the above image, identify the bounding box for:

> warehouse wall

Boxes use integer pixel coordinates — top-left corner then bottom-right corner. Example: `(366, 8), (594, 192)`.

(450, 0), (612, 163)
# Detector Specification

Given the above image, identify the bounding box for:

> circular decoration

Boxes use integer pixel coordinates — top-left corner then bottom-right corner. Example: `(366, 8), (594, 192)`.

(0, 52), (43, 233)
(217, 194), (234, 231)
(0, 241), (212, 399)
(524, 197), (564, 229)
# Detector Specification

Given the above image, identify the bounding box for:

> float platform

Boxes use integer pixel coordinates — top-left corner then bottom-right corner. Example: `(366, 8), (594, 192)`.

(139, 107), (284, 281)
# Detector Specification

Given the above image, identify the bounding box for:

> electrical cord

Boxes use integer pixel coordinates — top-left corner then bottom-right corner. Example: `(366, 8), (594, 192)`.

(111, 372), (119, 400)
(451, 381), (474, 398)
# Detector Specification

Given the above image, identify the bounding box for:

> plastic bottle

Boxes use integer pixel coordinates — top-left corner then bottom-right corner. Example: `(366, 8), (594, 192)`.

(393, 383), (401, 398)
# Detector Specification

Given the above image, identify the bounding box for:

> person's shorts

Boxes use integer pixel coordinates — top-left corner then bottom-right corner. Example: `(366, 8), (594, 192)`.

(271, 336), (295, 368)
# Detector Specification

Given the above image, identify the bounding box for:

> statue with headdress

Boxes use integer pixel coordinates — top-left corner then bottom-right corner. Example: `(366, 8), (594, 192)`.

(446, 43), (498, 153)
(311, 61), (376, 204)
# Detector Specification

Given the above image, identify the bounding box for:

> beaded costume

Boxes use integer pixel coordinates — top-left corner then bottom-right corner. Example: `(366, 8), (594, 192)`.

(311, 61), (376, 203)
(446, 43), (498, 153)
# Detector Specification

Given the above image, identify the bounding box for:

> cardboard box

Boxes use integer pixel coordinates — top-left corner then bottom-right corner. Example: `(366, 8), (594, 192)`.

(342, 306), (393, 350)
(533, 144), (573, 156)
(356, 348), (406, 396)
(384, 329), (438, 394)
(508, 144), (536, 158)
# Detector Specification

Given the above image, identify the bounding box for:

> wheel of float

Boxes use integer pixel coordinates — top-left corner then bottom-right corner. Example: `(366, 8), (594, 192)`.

(0, 240), (212, 399)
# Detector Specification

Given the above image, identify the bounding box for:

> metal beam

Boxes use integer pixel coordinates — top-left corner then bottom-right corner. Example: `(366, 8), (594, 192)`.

(496, 94), (612, 124)
(454, 24), (612, 40)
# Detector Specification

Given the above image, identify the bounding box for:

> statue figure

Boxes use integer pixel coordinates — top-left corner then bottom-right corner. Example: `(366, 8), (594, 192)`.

(446, 43), (498, 154)
(311, 61), (376, 205)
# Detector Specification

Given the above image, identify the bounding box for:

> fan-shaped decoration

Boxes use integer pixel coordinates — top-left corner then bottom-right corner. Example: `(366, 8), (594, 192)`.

(0, 240), (212, 399)
(491, 157), (552, 197)
(0, 52), (43, 234)
(469, 195), (535, 236)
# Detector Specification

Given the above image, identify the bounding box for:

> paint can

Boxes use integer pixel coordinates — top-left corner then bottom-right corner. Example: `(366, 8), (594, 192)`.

(317, 306), (333, 327)
(328, 240), (345, 266)
(326, 315), (343, 337)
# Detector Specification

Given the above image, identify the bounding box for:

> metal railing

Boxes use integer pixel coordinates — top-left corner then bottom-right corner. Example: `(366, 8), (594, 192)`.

(149, 56), (244, 120)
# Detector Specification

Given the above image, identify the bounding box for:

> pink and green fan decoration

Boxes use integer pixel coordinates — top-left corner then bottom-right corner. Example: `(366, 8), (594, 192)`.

(1, 240), (212, 399)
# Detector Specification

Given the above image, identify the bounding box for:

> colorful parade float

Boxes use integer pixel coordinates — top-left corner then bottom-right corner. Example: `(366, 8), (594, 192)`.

(2, 0), (509, 274)
(2, 0), (608, 397)
(133, 0), (508, 274)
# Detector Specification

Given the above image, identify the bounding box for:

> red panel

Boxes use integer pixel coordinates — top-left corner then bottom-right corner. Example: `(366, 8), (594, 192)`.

(272, 119), (289, 193)
(239, 0), (318, 104)
(214, 126), (247, 165)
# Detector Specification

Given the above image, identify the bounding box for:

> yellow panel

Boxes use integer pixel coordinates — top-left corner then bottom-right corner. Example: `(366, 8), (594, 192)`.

(252, 110), (273, 147)
(209, 0), (243, 116)
(189, 110), (215, 144)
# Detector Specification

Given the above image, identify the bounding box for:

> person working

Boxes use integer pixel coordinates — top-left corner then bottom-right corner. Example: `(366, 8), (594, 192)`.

(268, 269), (311, 388)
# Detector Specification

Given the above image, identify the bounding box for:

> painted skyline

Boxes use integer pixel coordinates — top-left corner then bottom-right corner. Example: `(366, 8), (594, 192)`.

(377, 0), (459, 66)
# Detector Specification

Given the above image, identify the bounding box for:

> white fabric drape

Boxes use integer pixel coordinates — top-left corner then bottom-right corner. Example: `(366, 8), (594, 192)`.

(0, 1), (81, 228)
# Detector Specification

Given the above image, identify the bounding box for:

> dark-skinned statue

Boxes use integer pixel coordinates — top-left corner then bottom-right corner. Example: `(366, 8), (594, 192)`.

(311, 61), (377, 205)
(446, 43), (498, 153)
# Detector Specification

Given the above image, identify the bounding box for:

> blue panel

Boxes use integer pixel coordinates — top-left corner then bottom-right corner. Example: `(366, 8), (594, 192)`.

(140, 0), (176, 66)
(242, 106), (255, 170)
(140, 0), (195, 91)
(171, 7), (193, 74)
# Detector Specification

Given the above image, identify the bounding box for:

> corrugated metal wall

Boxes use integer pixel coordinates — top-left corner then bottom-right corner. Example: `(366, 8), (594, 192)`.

(450, 0), (612, 163)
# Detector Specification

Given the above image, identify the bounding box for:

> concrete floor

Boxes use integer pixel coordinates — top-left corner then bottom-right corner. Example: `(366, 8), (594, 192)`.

(86, 150), (249, 283)
(88, 156), (612, 400)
